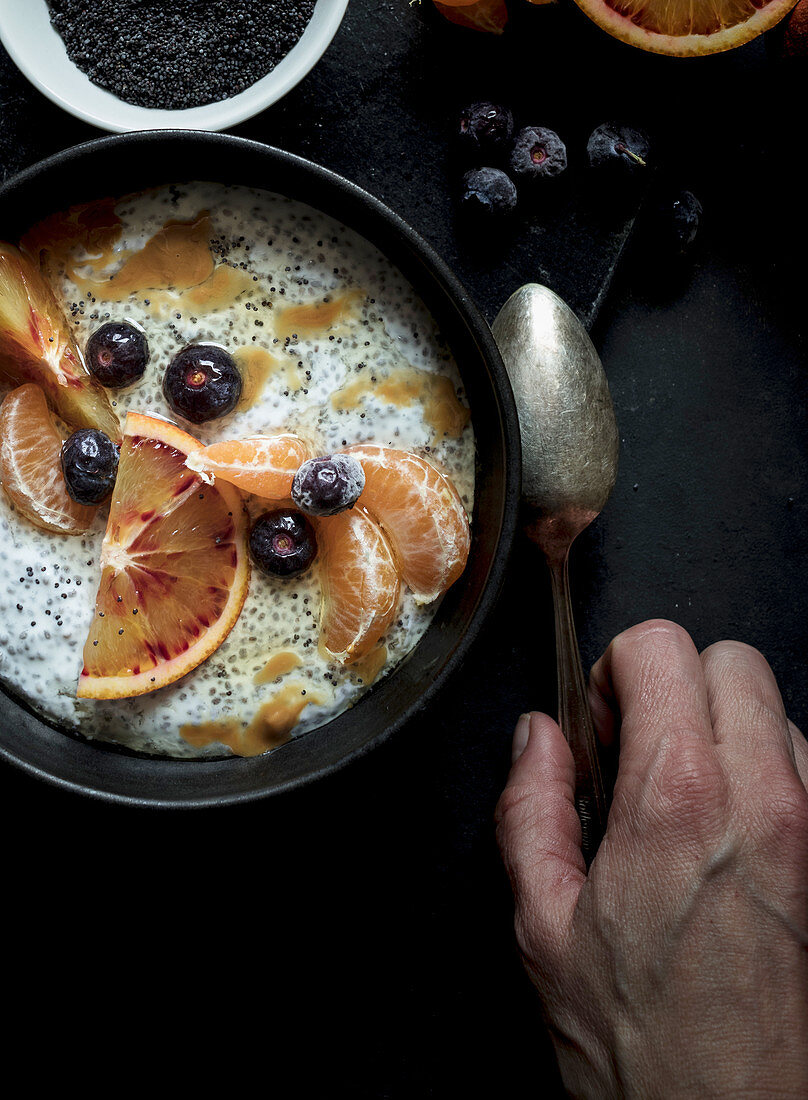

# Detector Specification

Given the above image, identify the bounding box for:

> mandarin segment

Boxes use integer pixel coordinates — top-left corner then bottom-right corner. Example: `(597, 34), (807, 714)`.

(343, 445), (471, 604)
(0, 383), (99, 535)
(0, 242), (121, 441)
(317, 506), (401, 665)
(77, 412), (249, 699)
(184, 432), (311, 499)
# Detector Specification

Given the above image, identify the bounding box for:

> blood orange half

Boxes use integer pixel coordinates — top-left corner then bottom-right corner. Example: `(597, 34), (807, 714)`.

(77, 412), (249, 699)
(572, 0), (799, 56)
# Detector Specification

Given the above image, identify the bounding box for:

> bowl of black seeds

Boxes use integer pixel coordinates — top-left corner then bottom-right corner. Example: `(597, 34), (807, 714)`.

(0, 0), (348, 132)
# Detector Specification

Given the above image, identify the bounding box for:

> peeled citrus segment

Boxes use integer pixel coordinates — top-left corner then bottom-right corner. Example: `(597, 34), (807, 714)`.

(572, 0), (799, 55)
(77, 412), (249, 699)
(343, 445), (470, 604)
(184, 433), (310, 499)
(0, 383), (98, 535)
(0, 242), (121, 441)
(317, 507), (401, 665)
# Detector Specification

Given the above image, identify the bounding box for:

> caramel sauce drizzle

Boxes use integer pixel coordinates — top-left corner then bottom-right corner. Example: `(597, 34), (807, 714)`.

(80, 213), (215, 301)
(181, 263), (257, 312)
(24, 202), (257, 318)
(351, 645), (388, 686)
(233, 346), (300, 410)
(276, 290), (361, 339)
(143, 264), (259, 320)
(332, 365), (470, 441)
(180, 682), (323, 758)
(20, 197), (123, 273)
(253, 649), (303, 686)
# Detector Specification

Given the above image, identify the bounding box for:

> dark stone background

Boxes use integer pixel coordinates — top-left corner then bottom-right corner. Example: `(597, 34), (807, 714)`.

(1, 1), (805, 1094)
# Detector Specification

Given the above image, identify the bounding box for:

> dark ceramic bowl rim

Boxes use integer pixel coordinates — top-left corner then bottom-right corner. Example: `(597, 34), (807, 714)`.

(0, 131), (521, 809)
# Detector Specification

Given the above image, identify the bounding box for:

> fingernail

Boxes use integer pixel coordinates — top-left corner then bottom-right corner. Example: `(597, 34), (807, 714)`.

(512, 713), (532, 763)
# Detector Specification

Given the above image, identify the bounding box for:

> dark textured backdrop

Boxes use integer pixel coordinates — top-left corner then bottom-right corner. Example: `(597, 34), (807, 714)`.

(1, 2), (805, 1094)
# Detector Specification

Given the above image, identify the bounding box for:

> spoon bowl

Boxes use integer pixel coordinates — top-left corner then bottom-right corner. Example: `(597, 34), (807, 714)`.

(492, 283), (619, 860)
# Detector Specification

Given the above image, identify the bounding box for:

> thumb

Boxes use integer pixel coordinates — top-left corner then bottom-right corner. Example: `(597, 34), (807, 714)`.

(496, 712), (586, 955)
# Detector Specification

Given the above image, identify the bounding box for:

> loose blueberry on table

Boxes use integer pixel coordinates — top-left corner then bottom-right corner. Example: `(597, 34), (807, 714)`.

(509, 126), (568, 185)
(459, 166), (519, 218)
(457, 102), (515, 160)
(587, 122), (650, 180)
(651, 189), (703, 258)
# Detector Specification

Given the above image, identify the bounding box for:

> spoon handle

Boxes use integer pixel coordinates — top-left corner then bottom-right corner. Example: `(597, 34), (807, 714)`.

(548, 555), (609, 865)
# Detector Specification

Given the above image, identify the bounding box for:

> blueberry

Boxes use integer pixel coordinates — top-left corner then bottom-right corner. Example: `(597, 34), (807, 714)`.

(587, 122), (650, 180)
(291, 454), (365, 517)
(457, 102), (514, 159)
(85, 321), (149, 388)
(61, 428), (119, 506)
(163, 343), (242, 423)
(652, 190), (703, 258)
(509, 127), (567, 185)
(459, 167), (518, 218)
(249, 510), (317, 578)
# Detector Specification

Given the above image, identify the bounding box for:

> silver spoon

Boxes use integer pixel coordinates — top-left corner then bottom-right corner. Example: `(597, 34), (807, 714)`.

(492, 283), (619, 863)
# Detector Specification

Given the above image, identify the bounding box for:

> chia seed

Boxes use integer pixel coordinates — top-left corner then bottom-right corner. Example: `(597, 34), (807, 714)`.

(47, 0), (317, 110)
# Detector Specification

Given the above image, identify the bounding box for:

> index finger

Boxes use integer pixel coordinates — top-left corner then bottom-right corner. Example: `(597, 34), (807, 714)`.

(590, 619), (716, 775)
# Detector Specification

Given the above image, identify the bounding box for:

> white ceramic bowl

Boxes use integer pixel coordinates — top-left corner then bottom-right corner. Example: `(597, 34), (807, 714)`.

(0, 0), (349, 133)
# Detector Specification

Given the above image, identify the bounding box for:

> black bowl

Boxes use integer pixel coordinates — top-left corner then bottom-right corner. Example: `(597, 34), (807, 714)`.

(0, 131), (520, 808)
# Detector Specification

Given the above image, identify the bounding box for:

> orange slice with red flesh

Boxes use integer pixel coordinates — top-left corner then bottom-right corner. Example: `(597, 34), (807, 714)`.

(77, 412), (249, 699)
(0, 382), (98, 535)
(184, 433), (311, 499)
(0, 242), (121, 441)
(342, 445), (471, 604)
(572, 0), (799, 56)
(317, 506), (401, 664)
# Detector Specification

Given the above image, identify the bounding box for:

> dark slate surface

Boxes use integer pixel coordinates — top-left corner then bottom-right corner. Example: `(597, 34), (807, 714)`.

(1, 2), (806, 1095)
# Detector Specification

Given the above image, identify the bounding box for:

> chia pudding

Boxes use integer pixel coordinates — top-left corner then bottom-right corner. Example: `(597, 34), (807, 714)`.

(0, 181), (475, 759)
(47, 0), (317, 110)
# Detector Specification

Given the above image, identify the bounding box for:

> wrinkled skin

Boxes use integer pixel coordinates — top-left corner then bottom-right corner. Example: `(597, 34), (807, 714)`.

(497, 619), (808, 1099)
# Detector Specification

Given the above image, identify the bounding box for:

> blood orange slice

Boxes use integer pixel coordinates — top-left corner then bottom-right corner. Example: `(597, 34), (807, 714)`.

(0, 383), (98, 535)
(572, 0), (799, 56)
(317, 507), (400, 664)
(343, 445), (470, 604)
(77, 412), (249, 699)
(0, 242), (121, 441)
(184, 433), (310, 499)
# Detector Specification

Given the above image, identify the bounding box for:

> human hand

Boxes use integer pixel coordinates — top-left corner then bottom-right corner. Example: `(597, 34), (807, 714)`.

(496, 620), (808, 1099)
